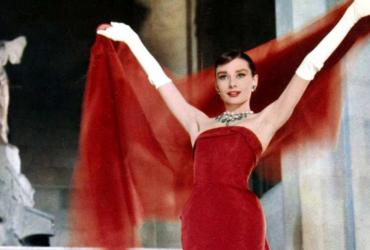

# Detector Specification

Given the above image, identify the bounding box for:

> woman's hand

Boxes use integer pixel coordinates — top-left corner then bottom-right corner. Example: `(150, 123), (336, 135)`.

(353, 0), (370, 20)
(97, 22), (139, 46)
(96, 21), (171, 88)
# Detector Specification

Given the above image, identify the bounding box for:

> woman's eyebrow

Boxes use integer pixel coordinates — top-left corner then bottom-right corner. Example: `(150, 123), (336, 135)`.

(216, 68), (248, 75)
(216, 71), (227, 75)
(235, 69), (248, 73)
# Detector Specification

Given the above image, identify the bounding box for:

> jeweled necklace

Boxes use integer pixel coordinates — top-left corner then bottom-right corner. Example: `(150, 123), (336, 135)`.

(215, 110), (254, 126)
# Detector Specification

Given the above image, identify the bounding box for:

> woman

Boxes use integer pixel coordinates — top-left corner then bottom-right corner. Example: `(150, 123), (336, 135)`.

(96, 1), (369, 249)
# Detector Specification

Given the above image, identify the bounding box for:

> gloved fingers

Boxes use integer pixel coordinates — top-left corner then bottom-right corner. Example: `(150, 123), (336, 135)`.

(96, 28), (112, 37)
(110, 21), (128, 28)
(96, 28), (111, 38)
(96, 22), (138, 43)
(110, 22), (136, 35)
(96, 26), (121, 41)
(353, 0), (370, 19)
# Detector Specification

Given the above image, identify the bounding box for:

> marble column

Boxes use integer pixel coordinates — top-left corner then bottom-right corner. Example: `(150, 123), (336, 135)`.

(271, 0), (364, 250)
(137, 0), (196, 76)
(344, 41), (370, 249)
(132, 1), (195, 247)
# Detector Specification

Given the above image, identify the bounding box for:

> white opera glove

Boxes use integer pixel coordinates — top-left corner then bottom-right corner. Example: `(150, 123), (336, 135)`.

(296, 1), (370, 81)
(353, 0), (370, 19)
(97, 22), (171, 88)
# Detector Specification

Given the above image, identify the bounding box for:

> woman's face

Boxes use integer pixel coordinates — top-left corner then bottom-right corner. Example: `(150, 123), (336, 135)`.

(215, 58), (257, 109)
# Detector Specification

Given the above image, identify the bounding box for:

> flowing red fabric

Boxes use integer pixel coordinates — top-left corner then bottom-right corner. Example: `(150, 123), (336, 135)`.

(70, 2), (370, 249)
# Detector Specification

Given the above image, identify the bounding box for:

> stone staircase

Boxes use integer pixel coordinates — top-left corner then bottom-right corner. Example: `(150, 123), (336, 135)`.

(0, 248), (181, 250)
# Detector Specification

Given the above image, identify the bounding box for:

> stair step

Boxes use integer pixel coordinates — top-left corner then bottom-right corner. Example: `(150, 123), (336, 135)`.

(0, 247), (181, 250)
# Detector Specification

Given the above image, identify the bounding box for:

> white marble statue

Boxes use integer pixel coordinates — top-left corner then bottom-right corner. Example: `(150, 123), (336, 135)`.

(0, 36), (27, 144)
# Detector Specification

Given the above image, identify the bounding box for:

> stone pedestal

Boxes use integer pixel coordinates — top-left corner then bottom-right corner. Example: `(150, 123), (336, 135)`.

(0, 144), (54, 246)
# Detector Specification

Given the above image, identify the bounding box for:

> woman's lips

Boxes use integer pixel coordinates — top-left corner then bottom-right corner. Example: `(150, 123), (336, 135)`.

(227, 91), (241, 97)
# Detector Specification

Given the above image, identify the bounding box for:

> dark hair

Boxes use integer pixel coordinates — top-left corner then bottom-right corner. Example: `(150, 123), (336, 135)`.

(214, 50), (256, 76)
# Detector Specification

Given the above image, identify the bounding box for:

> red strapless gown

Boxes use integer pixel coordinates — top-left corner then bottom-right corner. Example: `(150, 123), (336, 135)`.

(181, 126), (270, 250)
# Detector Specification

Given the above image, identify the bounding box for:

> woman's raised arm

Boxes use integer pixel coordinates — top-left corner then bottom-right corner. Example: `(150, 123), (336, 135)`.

(97, 22), (207, 135)
(262, 0), (370, 132)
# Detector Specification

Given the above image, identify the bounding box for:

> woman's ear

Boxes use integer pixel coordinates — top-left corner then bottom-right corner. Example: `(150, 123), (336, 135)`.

(215, 82), (220, 94)
(252, 74), (259, 91)
(215, 86), (220, 94)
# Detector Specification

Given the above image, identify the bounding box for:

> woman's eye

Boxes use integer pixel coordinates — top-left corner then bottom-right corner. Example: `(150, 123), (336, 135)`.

(236, 73), (246, 79)
(218, 75), (228, 81)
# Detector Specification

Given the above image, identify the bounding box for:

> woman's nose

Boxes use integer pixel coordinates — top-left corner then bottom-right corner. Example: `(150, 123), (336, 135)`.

(228, 77), (237, 88)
